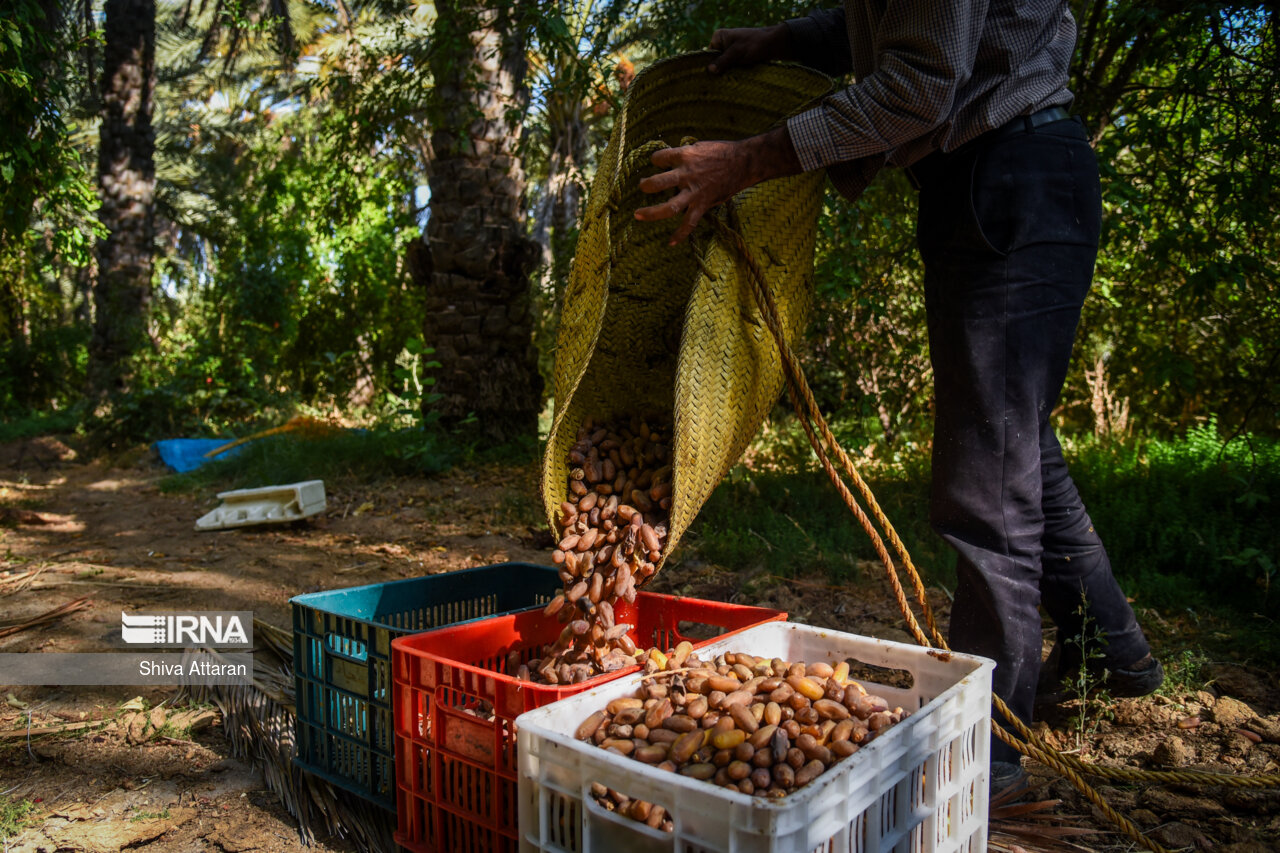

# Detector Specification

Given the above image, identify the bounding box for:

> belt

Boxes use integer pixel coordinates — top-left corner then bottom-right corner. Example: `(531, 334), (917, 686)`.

(904, 105), (1073, 191)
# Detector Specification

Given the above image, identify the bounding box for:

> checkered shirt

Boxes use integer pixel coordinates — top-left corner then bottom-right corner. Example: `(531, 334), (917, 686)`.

(784, 1), (1076, 199)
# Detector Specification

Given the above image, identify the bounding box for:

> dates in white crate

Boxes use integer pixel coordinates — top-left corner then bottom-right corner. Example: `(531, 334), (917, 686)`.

(515, 622), (995, 853)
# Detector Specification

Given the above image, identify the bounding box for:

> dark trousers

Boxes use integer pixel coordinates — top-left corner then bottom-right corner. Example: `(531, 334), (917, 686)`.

(914, 116), (1150, 764)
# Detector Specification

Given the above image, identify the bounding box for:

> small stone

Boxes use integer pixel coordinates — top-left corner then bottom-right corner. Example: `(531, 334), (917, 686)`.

(1223, 789), (1280, 814)
(1204, 664), (1269, 705)
(1139, 788), (1227, 818)
(1150, 822), (1208, 850)
(148, 706), (167, 732)
(1129, 808), (1160, 829)
(1247, 716), (1280, 744)
(1211, 696), (1257, 728)
(1152, 735), (1195, 767)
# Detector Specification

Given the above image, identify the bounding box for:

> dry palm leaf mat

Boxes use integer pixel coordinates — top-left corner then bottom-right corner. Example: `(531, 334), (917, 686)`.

(181, 620), (396, 852)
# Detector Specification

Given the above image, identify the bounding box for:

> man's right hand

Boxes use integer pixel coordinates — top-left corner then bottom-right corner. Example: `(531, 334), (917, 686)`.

(707, 24), (794, 74)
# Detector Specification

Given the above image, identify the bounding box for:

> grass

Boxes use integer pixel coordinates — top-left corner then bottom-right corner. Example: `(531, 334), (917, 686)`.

(161, 429), (438, 493)
(1059, 596), (1115, 755)
(1157, 647), (1213, 697)
(159, 425), (541, 494)
(1066, 421), (1280, 614)
(687, 415), (1280, 664)
(690, 452), (953, 587)
(0, 796), (36, 840)
(693, 417), (1280, 609)
(0, 409), (79, 442)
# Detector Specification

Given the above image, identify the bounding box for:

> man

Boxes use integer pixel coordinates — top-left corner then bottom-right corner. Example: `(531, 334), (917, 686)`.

(635, 2), (1163, 790)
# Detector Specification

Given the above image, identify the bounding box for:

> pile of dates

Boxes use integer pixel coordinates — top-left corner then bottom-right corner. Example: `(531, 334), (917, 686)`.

(526, 415), (672, 684)
(574, 642), (907, 828)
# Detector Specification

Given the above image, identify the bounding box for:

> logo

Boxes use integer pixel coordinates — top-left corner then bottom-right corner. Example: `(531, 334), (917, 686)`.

(120, 612), (251, 647)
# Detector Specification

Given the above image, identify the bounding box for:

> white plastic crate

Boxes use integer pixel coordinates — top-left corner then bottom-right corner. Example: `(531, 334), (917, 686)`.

(515, 622), (994, 853)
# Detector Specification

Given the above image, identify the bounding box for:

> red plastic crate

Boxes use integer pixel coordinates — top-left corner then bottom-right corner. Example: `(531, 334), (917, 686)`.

(391, 592), (785, 853)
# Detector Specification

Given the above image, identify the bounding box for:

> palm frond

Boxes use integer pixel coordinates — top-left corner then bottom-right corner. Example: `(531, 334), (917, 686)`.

(989, 782), (1103, 853)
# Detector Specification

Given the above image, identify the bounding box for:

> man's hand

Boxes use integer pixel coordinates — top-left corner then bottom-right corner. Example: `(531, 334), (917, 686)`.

(707, 24), (794, 74)
(635, 126), (802, 245)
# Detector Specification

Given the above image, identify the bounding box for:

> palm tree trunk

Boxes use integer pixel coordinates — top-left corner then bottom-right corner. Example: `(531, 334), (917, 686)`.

(90, 0), (156, 396)
(424, 0), (542, 441)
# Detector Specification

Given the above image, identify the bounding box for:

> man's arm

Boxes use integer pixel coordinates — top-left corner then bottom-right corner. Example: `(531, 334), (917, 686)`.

(634, 127), (801, 246)
(707, 10), (851, 78)
(783, 8), (852, 78)
(640, 0), (987, 242)
(787, 0), (988, 172)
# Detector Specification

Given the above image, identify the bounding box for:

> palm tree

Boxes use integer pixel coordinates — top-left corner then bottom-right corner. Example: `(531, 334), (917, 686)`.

(90, 0), (156, 395)
(422, 0), (543, 441)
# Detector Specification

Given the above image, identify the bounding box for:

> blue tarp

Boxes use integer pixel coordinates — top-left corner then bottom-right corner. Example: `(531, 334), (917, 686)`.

(153, 438), (246, 473)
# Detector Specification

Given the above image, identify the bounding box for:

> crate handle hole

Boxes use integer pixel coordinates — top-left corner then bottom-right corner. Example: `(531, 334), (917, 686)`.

(675, 620), (727, 642)
(327, 633), (369, 663)
(843, 657), (914, 690)
(586, 780), (676, 838)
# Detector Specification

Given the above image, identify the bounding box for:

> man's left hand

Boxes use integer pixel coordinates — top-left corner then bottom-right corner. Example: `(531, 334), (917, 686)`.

(635, 126), (802, 245)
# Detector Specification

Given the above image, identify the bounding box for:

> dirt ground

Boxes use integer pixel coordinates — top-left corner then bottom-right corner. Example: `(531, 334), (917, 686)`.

(1, 435), (1278, 852)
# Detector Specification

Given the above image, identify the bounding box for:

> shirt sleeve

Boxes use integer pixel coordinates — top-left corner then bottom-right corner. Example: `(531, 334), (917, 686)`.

(786, 0), (990, 173)
(826, 153), (887, 202)
(783, 8), (853, 78)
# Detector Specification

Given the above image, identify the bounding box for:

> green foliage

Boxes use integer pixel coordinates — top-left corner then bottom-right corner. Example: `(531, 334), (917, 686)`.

(1157, 647), (1211, 697)
(0, 0), (102, 415)
(635, 1), (812, 54)
(1067, 419), (1280, 612)
(158, 418), (540, 494)
(806, 174), (930, 448)
(1075, 5), (1280, 435)
(1062, 595), (1115, 754)
(159, 428), (454, 493)
(689, 416), (1279, 626)
(0, 409), (80, 442)
(691, 426), (951, 585)
(0, 0), (102, 261)
(0, 795), (36, 841)
(98, 329), (289, 440)
(94, 6), (430, 440)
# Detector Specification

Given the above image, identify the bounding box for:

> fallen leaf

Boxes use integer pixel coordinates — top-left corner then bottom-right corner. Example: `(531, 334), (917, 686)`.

(39, 806), (195, 853)
(127, 712), (148, 744)
(353, 501), (375, 515)
(148, 706), (167, 732)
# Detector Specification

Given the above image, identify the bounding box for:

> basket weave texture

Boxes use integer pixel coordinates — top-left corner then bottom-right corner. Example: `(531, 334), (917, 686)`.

(541, 53), (833, 570)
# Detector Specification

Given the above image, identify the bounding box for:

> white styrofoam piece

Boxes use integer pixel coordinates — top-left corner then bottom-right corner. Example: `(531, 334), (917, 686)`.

(195, 479), (326, 530)
(516, 622), (995, 853)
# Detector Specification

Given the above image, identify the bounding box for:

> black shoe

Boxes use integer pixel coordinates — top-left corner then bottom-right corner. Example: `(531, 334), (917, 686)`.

(1036, 644), (1165, 706)
(989, 760), (1028, 798)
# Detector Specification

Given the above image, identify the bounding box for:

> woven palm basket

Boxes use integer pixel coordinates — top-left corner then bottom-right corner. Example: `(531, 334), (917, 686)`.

(541, 52), (834, 570)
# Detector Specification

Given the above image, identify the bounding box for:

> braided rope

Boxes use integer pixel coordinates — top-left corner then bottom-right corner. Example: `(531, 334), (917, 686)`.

(711, 205), (1280, 853)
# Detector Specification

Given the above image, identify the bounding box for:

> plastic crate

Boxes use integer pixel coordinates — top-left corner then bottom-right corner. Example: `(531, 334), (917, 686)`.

(392, 593), (787, 852)
(515, 621), (995, 853)
(292, 562), (562, 810)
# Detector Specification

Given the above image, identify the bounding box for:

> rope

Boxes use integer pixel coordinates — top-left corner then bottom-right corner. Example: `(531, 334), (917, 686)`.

(710, 205), (1280, 853)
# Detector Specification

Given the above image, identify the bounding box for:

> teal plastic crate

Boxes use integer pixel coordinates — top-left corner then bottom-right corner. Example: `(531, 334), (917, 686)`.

(291, 562), (560, 810)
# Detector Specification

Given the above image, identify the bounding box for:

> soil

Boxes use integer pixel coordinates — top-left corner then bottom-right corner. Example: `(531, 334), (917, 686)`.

(1, 434), (1278, 852)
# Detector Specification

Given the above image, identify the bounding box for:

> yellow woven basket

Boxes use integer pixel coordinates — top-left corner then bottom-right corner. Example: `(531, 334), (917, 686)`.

(541, 52), (833, 574)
